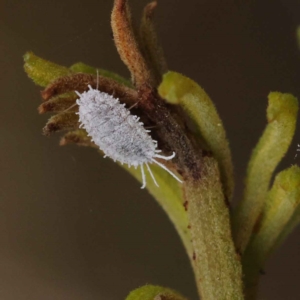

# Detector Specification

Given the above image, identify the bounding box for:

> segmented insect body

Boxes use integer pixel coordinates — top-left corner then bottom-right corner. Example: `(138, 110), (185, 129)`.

(76, 85), (182, 188)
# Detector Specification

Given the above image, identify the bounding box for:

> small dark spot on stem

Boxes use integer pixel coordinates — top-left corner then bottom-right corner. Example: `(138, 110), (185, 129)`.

(192, 251), (196, 260)
(183, 201), (188, 211)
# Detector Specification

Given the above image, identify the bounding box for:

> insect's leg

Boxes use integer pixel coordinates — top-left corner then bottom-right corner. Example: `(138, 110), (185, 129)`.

(151, 159), (183, 183)
(146, 163), (159, 187)
(154, 151), (176, 160)
(141, 164), (147, 189)
(128, 100), (141, 110)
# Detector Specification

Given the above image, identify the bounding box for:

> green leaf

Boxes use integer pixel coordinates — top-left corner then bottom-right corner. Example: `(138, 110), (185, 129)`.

(158, 71), (234, 200)
(24, 52), (73, 87)
(233, 92), (298, 254)
(275, 203), (300, 249)
(139, 1), (168, 86)
(125, 285), (188, 300)
(242, 165), (300, 299)
(247, 165), (300, 261)
(69, 62), (132, 87)
(24, 52), (133, 89)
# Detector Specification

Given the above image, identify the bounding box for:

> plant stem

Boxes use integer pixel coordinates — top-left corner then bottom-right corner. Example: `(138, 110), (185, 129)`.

(184, 157), (244, 300)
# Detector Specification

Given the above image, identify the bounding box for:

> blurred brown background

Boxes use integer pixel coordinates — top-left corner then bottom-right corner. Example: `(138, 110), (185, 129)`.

(1, 0), (300, 299)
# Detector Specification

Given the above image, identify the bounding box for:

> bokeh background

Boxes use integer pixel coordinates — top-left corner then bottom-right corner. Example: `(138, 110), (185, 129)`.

(1, 0), (300, 299)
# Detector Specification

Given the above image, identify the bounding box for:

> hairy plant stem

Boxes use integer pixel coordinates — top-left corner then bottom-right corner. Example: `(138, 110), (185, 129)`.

(184, 157), (244, 300)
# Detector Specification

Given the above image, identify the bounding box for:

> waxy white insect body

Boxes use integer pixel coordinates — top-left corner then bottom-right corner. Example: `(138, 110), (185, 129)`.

(76, 85), (182, 188)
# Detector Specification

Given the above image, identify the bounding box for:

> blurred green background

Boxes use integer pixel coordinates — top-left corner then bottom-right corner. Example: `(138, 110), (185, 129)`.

(1, 0), (300, 299)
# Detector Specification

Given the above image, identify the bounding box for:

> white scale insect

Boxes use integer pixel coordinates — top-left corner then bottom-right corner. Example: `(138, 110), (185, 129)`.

(75, 75), (183, 189)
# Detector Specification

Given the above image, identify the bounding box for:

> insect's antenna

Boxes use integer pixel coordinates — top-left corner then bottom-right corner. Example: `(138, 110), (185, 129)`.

(154, 152), (176, 160)
(146, 163), (159, 187)
(152, 159), (183, 183)
(140, 164), (146, 189)
(63, 102), (78, 112)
